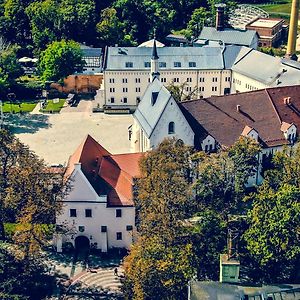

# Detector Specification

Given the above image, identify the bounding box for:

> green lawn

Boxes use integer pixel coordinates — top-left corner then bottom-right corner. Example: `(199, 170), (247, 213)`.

(256, 0), (291, 19)
(1, 101), (37, 113)
(40, 99), (65, 113)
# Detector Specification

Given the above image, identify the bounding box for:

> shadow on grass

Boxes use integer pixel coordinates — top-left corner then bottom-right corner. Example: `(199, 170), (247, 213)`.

(4, 113), (51, 134)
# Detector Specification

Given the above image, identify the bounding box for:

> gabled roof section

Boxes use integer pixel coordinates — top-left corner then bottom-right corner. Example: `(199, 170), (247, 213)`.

(134, 78), (172, 138)
(241, 125), (255, 137)
(198, 27), (257, 47)
(179, 89), (289, 148)
(138, 39), (165, 48)
(281, 121), (293, 132)
(66, 135), (143, 207)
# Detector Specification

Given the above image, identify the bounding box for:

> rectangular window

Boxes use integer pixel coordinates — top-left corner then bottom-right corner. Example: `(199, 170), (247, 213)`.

(174, 62), (181, 67)
(212, 86), (217, 92)
(109, 87), (115, 93)
(116, 209), (122, 218)
(123, 87), (128, 93)
(109, 78), (115, 83)
(161, 78), (166, 83)
(189, 62), (196, 67)
(125, 62), (133, 68)
(159, 62), (166, 68)
(199, 77), (205, 82)
(70, 209), (77, 217)
(101, 226), (107, 232)
(187, 78), (192, 82)
(173, 78), (179, 83)
(110, 97), (115, 103)
(136, 87), (141, 93)
(78, 226), (85, 232)
(123, 97), (128, 103)
(122, 78), (128, 83)
(135, 78), (141, 83)
(144, 62), (151, 68)
(116, 232), (122, 240)
(126, 225), (133, 231)
(212, 77), (218, 82)
(201, 87), (205, 92)
(85, 209), (92, 218)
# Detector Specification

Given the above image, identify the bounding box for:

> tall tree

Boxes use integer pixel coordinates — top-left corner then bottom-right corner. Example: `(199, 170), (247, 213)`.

(124, 138), (196, 299)
(38, 40), (84, 82)
(244, 184), (300, 282)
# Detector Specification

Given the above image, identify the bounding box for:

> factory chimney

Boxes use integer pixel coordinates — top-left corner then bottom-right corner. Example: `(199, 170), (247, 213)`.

(215, 3), (226, 31)
(286, 0), (299, 60)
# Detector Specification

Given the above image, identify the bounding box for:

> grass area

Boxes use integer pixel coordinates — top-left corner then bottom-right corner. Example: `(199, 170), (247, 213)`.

(256, 0), (291, 19)
(1, 101), (37, 113)
(40, 99), (65, 113)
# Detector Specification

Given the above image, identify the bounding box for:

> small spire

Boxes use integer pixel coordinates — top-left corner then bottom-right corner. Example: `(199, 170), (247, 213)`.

(152, 37), (159, 60)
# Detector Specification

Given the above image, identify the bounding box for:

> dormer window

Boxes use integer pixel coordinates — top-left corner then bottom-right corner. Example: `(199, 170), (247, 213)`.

(144, 62), (151, 68)
(125, 62), (133, 68)
(159, 62), (166, 68)
(174, 62), (181, 67)
(151, 92), (159, 106)
(168, 122), (175, 134)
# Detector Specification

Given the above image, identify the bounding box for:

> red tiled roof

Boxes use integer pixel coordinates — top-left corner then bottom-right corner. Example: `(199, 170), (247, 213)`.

(179, 86), (300, 149)
(66, 135), (143, 207)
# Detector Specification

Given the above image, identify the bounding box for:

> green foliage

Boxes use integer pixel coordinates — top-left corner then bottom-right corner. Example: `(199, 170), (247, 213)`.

(38, 40), (84, 82)
(124, 139), (196, 299)
(187, 7), (208, 38)
(244, 184), (300, 282)
(167, 81), (199, 102)
(193, 137), (260, 218)
(258, 47), (286, 57)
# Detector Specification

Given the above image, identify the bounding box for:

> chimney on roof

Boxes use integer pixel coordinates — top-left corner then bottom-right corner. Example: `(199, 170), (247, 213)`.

(236, 104), (241, 112)
(284, 97), (291, 105)
(74, 163), (81, 171)
(215, 3), (226, 31)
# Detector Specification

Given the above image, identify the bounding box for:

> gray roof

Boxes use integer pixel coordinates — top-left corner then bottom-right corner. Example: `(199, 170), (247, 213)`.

(80, 46), (102, 58)
(105, 46), (226, 70)
(198, 27), (257, 47)
(231, 47), (300, 86)
(134, 78), (172, 138)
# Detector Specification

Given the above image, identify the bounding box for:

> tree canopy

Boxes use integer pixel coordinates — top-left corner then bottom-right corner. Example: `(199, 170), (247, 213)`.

(38, 40), (84, 82)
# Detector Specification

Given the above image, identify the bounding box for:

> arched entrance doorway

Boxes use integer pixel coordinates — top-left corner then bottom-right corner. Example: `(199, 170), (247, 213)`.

(75, 235), (90, 251)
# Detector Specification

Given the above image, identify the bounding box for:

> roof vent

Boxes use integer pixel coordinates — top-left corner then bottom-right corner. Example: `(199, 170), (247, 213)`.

(118, 48), (127, 55)
(284, 97), (291, 105)
(236, 104), (241, 112)
(282, 68), (287, 73)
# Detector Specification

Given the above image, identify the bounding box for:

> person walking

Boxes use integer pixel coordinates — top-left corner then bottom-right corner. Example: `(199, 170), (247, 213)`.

(114, 267), (118, 277)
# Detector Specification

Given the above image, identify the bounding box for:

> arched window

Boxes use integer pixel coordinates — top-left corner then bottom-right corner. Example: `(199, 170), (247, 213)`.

(168, 122), (175, 134)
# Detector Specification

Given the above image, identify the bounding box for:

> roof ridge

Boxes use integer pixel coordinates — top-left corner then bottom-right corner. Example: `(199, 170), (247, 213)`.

(265, 88), (282, 124)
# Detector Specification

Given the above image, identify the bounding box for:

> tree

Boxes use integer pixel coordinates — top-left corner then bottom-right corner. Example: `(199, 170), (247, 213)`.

(38, 40), (84, 82)
(187, 7), (208, 38)
(167, 81), (199, 102)
(123, 139), (196, 299)
(96, 7), (123, 46)
(244, 184), (300, 282)
(193, 137), (260, 219)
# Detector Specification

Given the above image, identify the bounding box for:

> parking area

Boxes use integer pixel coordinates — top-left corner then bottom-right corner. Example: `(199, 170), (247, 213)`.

(7, 101), (133, 165)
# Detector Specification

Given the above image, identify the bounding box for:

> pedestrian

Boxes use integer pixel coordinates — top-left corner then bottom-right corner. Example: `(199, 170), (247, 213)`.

(114, 267), (118, 277)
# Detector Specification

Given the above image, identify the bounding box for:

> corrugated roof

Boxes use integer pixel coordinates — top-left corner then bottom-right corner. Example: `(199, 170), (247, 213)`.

(134, 78), (171, 138)
(198, 27), (257, 47)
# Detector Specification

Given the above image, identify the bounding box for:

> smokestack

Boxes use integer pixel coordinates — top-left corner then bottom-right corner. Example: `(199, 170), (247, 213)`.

(286, 0), (299, 60)
(215, 3), (226, 31)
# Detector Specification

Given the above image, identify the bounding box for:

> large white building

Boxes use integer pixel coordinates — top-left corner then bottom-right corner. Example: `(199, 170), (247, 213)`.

(95, 40), (300, 112)
(55, 135), (143, 252)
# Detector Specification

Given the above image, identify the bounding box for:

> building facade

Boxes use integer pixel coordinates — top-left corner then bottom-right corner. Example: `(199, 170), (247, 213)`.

(55, 135), (143, 252)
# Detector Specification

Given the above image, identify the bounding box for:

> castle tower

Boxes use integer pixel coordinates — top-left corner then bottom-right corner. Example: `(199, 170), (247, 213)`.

(286, 0), (299, 60)
(150, 38), (160, 81)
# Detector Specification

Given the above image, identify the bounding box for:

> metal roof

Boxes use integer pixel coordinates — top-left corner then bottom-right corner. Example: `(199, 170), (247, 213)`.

(198, 27), (257, 47)
(81, 47), (102, 58)
(105, 46), (226, 70)
(134, 78), (172, 138)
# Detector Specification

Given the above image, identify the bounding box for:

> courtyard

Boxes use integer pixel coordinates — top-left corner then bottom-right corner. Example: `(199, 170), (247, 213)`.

(4, 99), (133, 165)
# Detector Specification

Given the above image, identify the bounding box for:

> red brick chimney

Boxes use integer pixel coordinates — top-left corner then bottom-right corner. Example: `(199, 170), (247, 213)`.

(215, 3), (226, 31)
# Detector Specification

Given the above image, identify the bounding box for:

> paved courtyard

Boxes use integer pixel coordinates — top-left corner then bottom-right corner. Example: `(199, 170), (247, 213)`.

(5, 100), (133, 165)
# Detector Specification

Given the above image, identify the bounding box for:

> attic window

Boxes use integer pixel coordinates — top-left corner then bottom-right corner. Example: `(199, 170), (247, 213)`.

(168, 122), (175, 134)
(151, 92), (159, 106)
(189, 62), (196, 67)
(144, 62), (151, 68)
(125, 62), (133, 68)
(159, 62), (166, 68)
(174, 62), (181, 67)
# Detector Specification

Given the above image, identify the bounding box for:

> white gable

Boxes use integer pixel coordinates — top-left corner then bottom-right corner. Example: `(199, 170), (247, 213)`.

(134, 78), (171, 138)
(151, 97), (194, 148)
(65, 166), (100, 202)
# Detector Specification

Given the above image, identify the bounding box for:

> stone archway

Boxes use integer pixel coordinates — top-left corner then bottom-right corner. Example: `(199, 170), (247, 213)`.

(75, 235), (90, 251)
